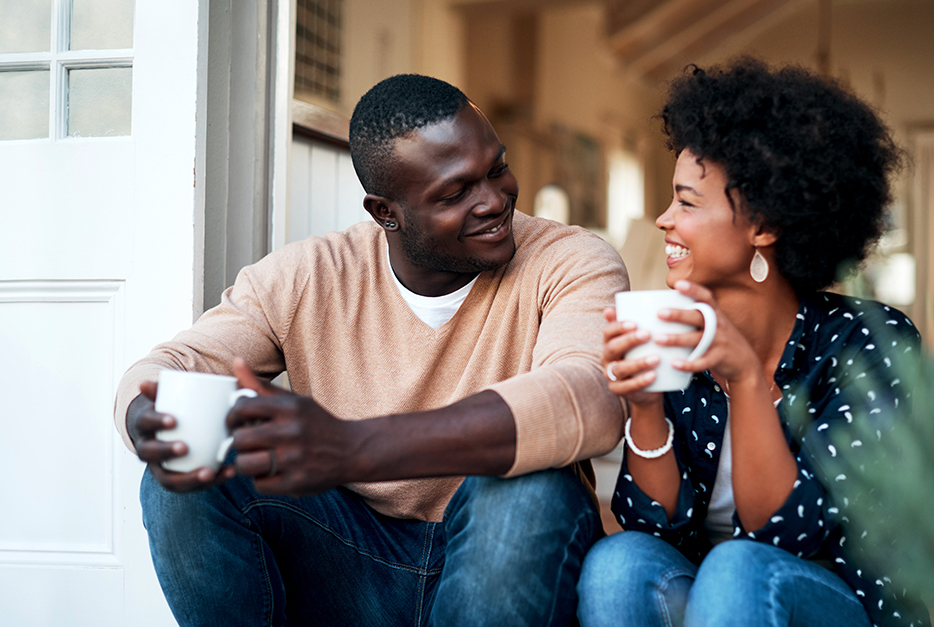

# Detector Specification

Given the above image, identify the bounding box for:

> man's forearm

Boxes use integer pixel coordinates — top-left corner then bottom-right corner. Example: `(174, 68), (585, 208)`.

(348, 390), (517, 481)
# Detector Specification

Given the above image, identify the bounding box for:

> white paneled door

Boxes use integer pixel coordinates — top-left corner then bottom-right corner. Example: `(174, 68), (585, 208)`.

(0, 1), (205, 625)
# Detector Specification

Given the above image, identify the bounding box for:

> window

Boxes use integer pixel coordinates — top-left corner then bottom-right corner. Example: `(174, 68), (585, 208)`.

(0, 0), (134, 141)
(606, 147), (644, 247)
(294, 0), (342, 106)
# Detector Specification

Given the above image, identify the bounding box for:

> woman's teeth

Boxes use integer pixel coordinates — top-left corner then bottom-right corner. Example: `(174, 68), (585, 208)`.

(666, 244), (689, 259)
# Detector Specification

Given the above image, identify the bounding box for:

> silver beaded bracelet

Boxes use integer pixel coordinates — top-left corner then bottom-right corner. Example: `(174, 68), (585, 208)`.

(624, 417), (674, 459)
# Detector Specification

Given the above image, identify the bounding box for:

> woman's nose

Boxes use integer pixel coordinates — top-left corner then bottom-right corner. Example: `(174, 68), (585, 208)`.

(656, 201), (675, 230)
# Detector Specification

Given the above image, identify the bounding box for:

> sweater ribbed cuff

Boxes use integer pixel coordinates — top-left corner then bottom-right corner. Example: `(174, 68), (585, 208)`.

(488, 369), (581, 477)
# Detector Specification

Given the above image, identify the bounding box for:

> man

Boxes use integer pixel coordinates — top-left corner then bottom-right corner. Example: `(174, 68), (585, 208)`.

(116, 74), (629, 626)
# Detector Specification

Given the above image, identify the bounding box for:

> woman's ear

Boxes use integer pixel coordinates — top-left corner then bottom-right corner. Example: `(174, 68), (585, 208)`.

(363, 194), (400, 231)
(751, 223), (779, 249)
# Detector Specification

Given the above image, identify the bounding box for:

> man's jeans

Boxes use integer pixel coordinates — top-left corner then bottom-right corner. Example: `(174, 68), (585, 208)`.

(141, 465), (600, 626)
(577, 531), (872, 627)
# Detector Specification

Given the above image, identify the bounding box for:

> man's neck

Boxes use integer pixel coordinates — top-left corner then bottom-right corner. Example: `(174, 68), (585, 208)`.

(387, 252), (481, 297)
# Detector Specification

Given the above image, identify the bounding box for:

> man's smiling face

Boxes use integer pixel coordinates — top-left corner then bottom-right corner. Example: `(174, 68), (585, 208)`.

(387, 103), (519, 292)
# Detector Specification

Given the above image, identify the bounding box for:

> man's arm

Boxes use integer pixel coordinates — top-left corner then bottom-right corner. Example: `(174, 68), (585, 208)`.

(228, 361), (516, 494)
(127, 357), (517, 495)
(486, 229), (630, 476)
(121, 224), (628, 494)
(114, 243), (302, 452)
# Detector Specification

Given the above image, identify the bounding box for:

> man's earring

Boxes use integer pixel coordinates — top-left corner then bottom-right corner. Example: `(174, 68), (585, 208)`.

(384, 221), (396, 229)
(750, 248), (769, 283)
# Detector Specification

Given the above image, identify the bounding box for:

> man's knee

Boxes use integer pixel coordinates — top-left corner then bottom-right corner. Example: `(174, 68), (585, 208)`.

(449, 467), (597, 532)
(140, 467), (183, 532)
(139, 468), (247, 552)
(433, 470), (597, 627)
(443, 468), (600, 576)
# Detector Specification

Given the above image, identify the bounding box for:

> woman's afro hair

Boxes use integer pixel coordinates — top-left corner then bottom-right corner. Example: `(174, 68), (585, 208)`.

(660, 57), (903, 294)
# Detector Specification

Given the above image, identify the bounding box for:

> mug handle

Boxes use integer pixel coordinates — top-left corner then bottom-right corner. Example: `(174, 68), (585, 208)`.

(685, 302), (717, 361)
(216, 388), (259, 463)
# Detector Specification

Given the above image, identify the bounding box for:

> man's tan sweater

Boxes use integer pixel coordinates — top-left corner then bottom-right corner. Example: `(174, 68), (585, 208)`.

(115, 211), (629, 521)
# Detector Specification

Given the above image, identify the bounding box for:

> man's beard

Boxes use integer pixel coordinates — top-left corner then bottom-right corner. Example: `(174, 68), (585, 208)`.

(398, 213), (515, 274)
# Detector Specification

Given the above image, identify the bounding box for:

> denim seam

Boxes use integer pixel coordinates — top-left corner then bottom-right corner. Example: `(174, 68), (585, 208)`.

(414, 522), (437, 627)
(656, 565), (695, 627)
(254, 534), (276, 626)
(242, 498), (444, 576)
(544, 507), (599, 625)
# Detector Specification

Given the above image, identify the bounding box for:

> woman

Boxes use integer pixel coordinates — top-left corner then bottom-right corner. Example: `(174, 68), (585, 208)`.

(577, 58), (929, 627)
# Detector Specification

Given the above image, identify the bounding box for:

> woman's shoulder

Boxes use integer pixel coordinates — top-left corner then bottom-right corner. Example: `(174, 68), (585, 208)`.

(801, 292), (918, 342)
(784, 293), (921, 386)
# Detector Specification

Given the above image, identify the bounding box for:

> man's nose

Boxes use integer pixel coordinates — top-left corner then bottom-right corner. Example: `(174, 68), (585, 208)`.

(474, 180), (511, 215)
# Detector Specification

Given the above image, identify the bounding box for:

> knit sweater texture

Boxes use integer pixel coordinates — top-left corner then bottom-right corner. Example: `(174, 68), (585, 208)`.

(114, 211), (629, 521)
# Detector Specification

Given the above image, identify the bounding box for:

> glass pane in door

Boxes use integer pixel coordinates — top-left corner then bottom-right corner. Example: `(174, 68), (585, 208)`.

(71, 0), (134, 50)
(0, 71), (50, 140)
(294, 0), (342, 104)
(68, 67), (132, 137)
(0, 0), (52, 53)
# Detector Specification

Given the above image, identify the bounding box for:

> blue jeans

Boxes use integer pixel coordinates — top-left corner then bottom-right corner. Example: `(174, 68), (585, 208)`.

(141, 466), (599, 626)
(577, 531), (872, 627)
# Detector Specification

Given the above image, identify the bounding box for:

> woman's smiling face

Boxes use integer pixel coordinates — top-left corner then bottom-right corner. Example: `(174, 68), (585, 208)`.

(656, 149), (759, 291)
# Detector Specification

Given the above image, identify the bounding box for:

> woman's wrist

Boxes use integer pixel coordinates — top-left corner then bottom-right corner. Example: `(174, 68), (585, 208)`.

(626, 401), (674, 458)
(626, 417), (674, 458)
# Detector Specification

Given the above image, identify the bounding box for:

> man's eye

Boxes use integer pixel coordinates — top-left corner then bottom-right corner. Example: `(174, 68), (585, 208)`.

(442, 188), (467, 203)
(490, 163), (509, 177)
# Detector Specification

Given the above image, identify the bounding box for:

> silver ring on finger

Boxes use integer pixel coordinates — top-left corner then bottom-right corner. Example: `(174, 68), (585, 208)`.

(606, 362), (618, 382)
(267, 448), (278, 478)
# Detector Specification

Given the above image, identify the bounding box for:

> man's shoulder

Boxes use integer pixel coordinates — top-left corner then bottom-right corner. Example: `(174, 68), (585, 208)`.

(253, 221), (384, 274)
(512, 212), (621, 262)
(500, 212), (628, 296)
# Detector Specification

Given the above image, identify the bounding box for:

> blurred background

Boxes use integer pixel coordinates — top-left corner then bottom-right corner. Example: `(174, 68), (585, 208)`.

(0, 1), (931, 624)
(289, 0), (934, 336)
(285, 0), (934, 538)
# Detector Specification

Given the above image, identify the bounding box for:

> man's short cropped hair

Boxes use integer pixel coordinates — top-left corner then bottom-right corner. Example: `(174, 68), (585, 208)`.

(349, 74), (470, 199)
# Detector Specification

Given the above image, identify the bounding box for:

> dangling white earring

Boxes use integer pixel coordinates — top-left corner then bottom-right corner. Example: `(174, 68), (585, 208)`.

(750, 248), (769, 283)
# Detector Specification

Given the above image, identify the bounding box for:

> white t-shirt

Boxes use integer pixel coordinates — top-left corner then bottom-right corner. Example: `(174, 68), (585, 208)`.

(389, 261), (478, 329)
(704, 397), (782, 545)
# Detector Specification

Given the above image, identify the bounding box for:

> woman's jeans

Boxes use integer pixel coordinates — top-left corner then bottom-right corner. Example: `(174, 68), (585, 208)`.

(577, 531), (872, 627)
(140, 466), (600, 626)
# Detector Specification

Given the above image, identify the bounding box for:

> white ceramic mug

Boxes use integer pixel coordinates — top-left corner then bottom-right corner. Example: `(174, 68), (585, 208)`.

(155, 370), (257, 472)
(614, 290), (718, 392)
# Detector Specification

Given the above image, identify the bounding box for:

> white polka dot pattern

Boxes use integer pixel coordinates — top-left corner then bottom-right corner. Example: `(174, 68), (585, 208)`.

(610, 293), (927, 626)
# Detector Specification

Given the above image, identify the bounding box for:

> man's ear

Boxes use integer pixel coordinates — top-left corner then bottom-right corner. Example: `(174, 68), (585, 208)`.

(364, 194), (400, 231)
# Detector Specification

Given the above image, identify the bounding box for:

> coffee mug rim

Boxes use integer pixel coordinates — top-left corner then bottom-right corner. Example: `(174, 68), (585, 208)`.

(158, 369), (237, 383)
(615, 288), (693, 299)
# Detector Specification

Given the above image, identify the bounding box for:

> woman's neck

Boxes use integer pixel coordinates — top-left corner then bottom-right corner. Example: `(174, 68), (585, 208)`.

(713, 281), (800, 375)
